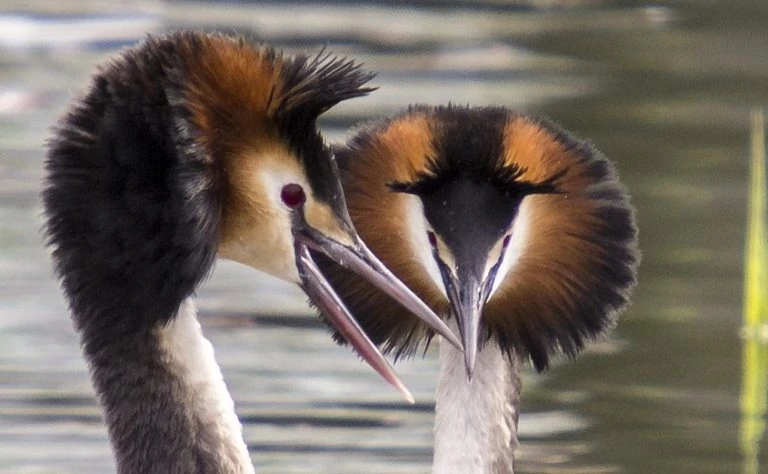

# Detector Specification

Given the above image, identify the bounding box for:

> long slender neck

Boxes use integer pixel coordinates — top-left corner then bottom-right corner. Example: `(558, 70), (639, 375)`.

(433, 325), (521, 474)
(83, 299), (253, 474)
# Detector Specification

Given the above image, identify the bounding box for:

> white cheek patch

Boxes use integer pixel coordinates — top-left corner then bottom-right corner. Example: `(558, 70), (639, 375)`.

(488, 198), (531, 298)
(403, 195), (447, 298)
(252, 166), (315, 283)
(222, 164), (310, 284)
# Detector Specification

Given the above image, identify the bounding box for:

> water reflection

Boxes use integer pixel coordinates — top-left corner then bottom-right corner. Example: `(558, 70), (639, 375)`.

(0, 1), (765, 472)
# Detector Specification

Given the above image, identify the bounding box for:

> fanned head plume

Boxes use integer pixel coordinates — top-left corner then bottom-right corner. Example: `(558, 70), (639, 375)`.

(320, 104), (639, 372)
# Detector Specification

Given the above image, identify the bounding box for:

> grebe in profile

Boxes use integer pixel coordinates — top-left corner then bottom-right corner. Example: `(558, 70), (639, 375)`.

(320, 105), (639, 473)
(42, 33), (461, 473)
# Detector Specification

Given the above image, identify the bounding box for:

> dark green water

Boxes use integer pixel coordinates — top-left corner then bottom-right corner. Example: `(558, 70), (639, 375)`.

(0, 1), (765, 472)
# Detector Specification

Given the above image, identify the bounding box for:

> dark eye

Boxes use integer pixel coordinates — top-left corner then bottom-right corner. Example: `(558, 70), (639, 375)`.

(427, 231), (437, 248)
(501, 234), (511, 250)
(280, 183), (306, 208)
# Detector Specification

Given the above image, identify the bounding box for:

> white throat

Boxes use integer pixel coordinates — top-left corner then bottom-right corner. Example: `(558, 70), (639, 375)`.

(433, 321), (521, 474)
(158, 299), (254, 474)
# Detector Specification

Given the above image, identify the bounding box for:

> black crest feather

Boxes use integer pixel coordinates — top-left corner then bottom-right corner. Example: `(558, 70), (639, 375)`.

(277, 49), (376, 130)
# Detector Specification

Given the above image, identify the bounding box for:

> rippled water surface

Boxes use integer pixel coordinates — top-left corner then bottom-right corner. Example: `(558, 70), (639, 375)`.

(1, 1), (766, 473)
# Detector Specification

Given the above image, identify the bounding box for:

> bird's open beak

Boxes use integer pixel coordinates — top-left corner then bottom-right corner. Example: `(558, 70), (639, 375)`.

(293, 228), (462, 402)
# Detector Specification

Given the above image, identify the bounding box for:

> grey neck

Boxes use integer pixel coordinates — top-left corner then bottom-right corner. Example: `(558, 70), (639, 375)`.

(85, 299), (254, 474)
(433, 324), (521, 474)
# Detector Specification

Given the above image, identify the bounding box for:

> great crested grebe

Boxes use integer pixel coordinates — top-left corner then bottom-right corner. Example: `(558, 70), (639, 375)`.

(318, 105), (639, 473)
(42, 32), (461, 473)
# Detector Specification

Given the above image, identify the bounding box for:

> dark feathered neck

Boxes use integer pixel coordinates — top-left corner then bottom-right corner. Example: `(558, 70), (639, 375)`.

(44, 32), (222, 338)
(42, 31), (249, 473)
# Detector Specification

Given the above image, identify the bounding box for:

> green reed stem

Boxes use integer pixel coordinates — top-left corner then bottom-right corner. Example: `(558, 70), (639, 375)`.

(740, 107), (768, 474)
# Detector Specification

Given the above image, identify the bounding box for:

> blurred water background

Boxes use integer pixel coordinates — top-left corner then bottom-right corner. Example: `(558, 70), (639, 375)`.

(1, 1), (766, 472)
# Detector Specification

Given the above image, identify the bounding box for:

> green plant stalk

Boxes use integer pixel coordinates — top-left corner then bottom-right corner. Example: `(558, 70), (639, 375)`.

(743, 107), (767, 326)
(740, 107), (768, 474)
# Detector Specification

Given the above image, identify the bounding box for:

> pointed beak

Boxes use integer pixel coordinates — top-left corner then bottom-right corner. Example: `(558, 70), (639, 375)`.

(293, 228), (462, 401)
(441, 266), (497, 380)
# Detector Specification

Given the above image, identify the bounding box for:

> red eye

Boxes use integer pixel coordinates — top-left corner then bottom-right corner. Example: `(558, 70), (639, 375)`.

(501, 234), (511, 249)
(280, 183), (306, 208)
(427, 231), (437, 248)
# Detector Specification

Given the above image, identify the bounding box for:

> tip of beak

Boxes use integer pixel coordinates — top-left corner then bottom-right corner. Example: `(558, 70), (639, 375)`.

(441, 324), (464, 352)
(464, 339), (477, 381)
(457, 297), (481, 381)
(393, 378), (416, 404)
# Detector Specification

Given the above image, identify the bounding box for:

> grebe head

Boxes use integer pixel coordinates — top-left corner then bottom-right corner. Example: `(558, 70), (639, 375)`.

(321, 104), (639, 375)
(43, 32), (458, 400)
